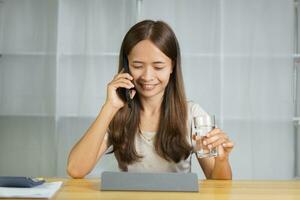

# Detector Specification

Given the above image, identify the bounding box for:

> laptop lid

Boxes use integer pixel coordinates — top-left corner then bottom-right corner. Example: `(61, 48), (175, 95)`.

(101, 171), (199, 192)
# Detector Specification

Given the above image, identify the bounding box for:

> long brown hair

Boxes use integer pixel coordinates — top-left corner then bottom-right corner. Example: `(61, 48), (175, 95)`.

(108, 20), (191, 170)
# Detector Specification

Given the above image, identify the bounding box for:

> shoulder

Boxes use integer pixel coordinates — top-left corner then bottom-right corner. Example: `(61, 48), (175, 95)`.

(187, 100), (209, 117)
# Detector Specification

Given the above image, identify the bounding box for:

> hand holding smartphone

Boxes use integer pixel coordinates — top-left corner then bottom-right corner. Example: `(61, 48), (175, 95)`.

(116, 56), (134, 108)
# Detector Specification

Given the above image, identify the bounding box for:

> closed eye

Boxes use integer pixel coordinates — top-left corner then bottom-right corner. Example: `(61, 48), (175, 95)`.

(154, 66), (165, 70)
(132, 65), (143, 69)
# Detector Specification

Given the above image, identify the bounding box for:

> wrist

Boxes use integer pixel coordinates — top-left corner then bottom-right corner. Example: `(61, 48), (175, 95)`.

(215, 155), (229, 163)
(102, 102), (120, 114)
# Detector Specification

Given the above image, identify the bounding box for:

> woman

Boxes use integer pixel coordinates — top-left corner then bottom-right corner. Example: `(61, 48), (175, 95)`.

(67, 20), (234, 179)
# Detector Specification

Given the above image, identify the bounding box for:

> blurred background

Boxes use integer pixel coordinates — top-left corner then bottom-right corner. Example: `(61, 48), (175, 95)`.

(0, 0), (298, 180)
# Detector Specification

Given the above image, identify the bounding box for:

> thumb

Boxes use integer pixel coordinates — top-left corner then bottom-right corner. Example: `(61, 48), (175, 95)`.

(130, 89), (136, 99)
(217, 144), (225, 157)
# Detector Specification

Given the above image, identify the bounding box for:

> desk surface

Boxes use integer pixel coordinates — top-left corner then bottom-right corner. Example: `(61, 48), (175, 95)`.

(6, 178), (300, 200)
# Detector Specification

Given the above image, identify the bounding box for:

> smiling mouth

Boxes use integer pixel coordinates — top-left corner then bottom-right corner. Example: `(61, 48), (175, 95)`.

(139, 83), (158, 90)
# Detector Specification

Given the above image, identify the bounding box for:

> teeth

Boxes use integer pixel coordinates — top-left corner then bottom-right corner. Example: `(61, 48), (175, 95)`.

(141, 84), (156, 90)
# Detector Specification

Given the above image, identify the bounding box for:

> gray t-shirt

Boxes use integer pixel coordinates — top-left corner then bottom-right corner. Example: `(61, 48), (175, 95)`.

(126, 101), (208, 173)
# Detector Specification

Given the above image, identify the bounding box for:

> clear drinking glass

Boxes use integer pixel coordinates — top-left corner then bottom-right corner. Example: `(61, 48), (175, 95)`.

(193, 114), (218, 158)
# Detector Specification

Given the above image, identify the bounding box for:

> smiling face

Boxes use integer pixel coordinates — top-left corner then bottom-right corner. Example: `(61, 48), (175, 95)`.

(128, 40), (173, 100)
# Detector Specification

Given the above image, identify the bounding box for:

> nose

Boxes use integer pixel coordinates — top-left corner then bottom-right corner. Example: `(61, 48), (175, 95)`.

(140, 67), (154, 82)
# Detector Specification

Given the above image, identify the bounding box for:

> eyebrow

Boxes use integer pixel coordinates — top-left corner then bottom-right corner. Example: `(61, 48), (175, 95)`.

(132, 60), (165, 64)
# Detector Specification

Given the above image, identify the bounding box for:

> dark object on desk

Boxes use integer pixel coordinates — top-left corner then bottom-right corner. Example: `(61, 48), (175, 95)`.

(101, 171), (199, 192)
(0, 176), (45, 188)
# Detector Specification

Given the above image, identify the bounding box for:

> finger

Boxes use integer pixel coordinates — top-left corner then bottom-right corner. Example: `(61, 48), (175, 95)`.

(217, 144), (225, 157)
(203, 134), (221, 145)
(192, 133), (200, 140)
(113, 79), (134, 88)
(222, 141), (234, 154)
(114, 72), (133, 81)
(206, 128), (222, 137)
(207, 129), (228, 140)
(195, 137), (204, 151)
(130, 89), (136, 99)
(114, 78), (135, 89)
(208, 137), (227, 149)
(115, 73), (133, 81)
(194, 134), (202, 140)
(119, 68), (125, 73)
(113, 68), (124, 79)
(111, 81), (134, 90)
(222, 141), (234, 148)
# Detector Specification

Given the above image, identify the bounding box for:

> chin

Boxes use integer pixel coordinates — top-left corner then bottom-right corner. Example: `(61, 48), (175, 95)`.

(138, 88), (165, 99)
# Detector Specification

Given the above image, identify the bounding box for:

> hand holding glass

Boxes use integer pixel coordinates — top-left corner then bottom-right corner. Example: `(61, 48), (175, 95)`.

(193, 115), (218, 158)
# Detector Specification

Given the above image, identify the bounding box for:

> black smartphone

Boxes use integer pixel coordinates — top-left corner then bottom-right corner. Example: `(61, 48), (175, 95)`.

(117, 56), (133, 108)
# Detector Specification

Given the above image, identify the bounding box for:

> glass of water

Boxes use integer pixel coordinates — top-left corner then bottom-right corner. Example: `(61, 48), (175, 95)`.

(193, 114), (218, 158)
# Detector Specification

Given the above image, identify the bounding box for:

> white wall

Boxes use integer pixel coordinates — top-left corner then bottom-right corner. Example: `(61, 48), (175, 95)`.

(0, 0), (296, 179)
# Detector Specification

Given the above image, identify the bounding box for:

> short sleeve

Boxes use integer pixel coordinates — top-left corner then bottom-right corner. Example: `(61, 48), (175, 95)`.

(188, 101), (209, 118)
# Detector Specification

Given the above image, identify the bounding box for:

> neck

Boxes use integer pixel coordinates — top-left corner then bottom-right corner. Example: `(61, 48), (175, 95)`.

(140, 93), (164, 116)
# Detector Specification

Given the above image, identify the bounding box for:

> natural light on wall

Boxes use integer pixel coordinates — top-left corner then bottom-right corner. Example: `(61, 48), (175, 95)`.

(0, 0), (297, 179)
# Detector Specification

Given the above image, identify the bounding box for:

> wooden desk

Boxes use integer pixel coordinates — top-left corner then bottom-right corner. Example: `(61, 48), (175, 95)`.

(6, 178), (300, 200)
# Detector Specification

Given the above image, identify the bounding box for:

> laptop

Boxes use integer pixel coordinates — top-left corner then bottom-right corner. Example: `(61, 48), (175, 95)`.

(101, 171), (199, 192)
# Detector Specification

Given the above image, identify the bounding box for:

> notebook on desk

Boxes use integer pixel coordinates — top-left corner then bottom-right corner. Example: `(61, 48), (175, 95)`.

(101, 171), (199, 192)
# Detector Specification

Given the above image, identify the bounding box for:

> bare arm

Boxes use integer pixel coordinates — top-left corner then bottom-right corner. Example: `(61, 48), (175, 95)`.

(198, 156), (232, 180)
(196, 128), (234, 180)
(67, 103), (119, 178)
(210, 158), (232, 180)
(67, 71), (135, 178)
